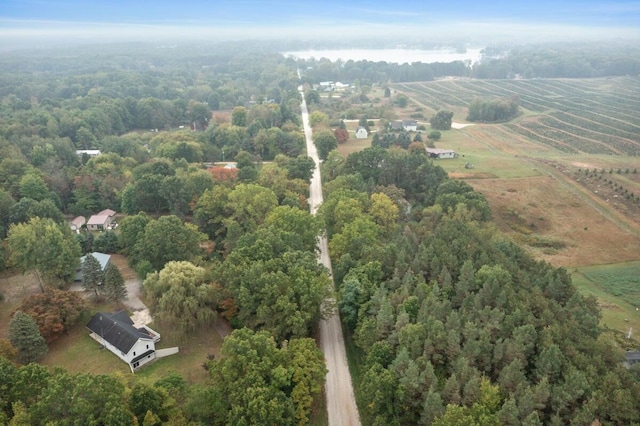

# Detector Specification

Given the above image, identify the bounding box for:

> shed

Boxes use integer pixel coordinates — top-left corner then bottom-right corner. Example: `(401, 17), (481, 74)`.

(70, 216), (86, 233)
(425, 148), (458, 159)
(355, 127), (368, 139)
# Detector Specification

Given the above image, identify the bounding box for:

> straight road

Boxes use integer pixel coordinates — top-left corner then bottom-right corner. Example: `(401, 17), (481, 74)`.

(300, 86), (361, 426)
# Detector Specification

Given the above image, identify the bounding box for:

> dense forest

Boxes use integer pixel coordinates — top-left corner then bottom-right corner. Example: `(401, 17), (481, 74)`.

(321, 147), (640, 425)
(1, 41), (639, 424)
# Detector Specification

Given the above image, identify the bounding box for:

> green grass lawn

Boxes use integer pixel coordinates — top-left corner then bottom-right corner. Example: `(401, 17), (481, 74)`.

(571, 261), (640, 338)
(43, 314), (224, 385)
(578, 261), (640, 307)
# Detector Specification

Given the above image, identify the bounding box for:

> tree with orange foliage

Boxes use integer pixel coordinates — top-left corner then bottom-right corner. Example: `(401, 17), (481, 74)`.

(17, 288), (86, 344)
(334, 128), (350, 144)
(208, 166), (238, 183)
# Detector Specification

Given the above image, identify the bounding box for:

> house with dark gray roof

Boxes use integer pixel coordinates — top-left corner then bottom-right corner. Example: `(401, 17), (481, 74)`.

(624, 351), (640, 368)
(86, 311), (161, 372)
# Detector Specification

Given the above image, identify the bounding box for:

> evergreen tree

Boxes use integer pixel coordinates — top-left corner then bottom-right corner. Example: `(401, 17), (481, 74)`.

(81, 254), (104, 300)
(8, 311), (48, 364)
(104, 263), (127, 304)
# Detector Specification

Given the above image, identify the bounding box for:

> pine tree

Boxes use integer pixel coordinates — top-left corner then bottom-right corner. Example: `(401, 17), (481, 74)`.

(82, 254), (104, 301)
(8, 311), (48, 364)
(104, 263), (127, 304)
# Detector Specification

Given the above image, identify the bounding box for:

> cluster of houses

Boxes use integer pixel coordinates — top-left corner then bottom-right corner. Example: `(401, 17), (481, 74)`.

(69, 209), (117, 233)
(315, 81), (352, 92)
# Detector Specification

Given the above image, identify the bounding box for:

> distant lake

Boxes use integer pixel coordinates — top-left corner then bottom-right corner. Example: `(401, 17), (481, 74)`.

(284, 48), (484, 64)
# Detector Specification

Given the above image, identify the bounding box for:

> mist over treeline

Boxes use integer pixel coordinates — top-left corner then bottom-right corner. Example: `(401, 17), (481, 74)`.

(2, 40), (639, 83)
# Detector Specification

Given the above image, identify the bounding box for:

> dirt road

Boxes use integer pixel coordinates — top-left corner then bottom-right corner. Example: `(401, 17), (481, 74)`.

(300, 87), (361, 426)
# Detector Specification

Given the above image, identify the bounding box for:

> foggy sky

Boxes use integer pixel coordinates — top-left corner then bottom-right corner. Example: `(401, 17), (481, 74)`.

(1, 0), (639, 49)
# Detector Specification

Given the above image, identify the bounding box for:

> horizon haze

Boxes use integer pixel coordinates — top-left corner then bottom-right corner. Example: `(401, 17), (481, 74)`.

(1, 0), (640, 50)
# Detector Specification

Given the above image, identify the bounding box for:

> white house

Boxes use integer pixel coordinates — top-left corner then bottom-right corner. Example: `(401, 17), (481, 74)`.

(87, 209), (116, 231)
(86, 311), (161, 372)
(76, 150), (101, 158)
(425, 148), (458, 159)
(355, 127), (368, 139)
(402, 120), (418, 132)
(390, 120), (418, 132)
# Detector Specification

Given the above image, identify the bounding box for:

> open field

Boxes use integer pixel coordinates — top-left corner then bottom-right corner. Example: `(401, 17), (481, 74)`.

(389, 77), (640, 337)
(572, 262), (640, 339)
(394, 77), (640, 156)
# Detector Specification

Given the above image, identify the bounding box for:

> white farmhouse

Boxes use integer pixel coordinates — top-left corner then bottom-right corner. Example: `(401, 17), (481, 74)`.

(86, 311), (161, 372)
(425, 148), (458, 159)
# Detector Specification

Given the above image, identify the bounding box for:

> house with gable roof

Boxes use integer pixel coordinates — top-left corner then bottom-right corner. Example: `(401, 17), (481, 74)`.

(87, 209), (116, 231)
(355, 127), (368, 139)
(425, 147), (458, 159)
(69, 216), (86, 233)
(75, 252), (111, 282)
(86, 311), (161, 372)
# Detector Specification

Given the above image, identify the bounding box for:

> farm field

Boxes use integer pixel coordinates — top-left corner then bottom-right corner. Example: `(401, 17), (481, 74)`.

(394, 77), (640, 156)
(572, 262), (640, 337)
(392, 76), (640, 337)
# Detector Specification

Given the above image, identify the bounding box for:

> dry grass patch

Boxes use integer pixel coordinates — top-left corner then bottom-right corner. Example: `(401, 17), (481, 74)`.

(336, 138), (372, 157)
(469, 175), (640, 267)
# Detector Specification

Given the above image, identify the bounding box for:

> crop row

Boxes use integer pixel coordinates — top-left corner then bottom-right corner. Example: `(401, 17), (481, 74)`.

(397, 77), (640, 155)
(406, 83), (457, 108)
(538, 116), (640, 155)
(551, 111), (640, 142)
(512, 120), (620, 155)
(505, 123), (579, 153)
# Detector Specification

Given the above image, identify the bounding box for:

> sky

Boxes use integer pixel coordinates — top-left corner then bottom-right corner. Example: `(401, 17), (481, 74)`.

(1, 0), (639, 48)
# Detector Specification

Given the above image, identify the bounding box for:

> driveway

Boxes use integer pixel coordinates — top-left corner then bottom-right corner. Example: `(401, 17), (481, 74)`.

(70, 277), (152, 327)
(124, 279), (153, 327)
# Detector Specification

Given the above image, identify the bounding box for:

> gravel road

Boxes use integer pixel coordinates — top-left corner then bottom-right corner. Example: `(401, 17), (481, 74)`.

(300, 87), (361, 426)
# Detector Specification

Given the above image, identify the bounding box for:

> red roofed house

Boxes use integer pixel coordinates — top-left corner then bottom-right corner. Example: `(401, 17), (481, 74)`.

(87, 209), (116, 231)
(69, 216), (86, 233)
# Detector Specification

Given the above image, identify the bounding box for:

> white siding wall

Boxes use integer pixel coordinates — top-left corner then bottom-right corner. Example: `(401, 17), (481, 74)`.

(123, 339), (155, 363)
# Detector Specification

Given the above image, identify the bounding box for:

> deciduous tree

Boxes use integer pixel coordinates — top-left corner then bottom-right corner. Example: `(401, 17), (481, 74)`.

(430, 110), (454, 130)
(313, 130), (337, 161)
(143, 261), (217, 337)
(208, 328), (326, 426)
(134, 215), (206, 271)
(17, 289), (86, 343)
(7, 217), (81, 289)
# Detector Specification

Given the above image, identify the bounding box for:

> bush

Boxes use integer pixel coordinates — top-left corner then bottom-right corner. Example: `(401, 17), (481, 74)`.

(93, 231), (119, 253)
(427, 130), (442, 141)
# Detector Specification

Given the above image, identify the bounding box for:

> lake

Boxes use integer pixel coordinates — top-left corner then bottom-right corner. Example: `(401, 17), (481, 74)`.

(283, 48), (484, 64)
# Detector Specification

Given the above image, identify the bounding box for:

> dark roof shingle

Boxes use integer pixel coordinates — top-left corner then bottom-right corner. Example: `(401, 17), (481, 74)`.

(86, 311), (152, 354)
